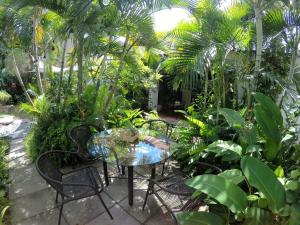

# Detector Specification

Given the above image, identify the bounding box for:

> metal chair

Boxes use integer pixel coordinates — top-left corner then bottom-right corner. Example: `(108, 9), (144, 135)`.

(139, 119), (175, 176)
(139, 119), (175, 140)
(35, 151), (113, 225)
(142, 162), (222, 225)
(68, 124), (101, 161)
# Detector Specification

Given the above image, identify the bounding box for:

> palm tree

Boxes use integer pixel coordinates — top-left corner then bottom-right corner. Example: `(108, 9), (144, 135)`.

(162, 0), (251, 110)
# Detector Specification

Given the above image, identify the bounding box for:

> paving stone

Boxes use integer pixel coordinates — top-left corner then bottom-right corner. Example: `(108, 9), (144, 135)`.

(9, 165), (48, 200)
(144, 207), (175, 225)
(10, 138), (24, 147)
(7, 148), (26, 162)
(14, 208), (68, 225)
(104, 179), (129, 202)
(63, 193), (115, 225)
(9, 144), (24, 153)
(86, 204), (141, 225)
(119, 189), (162, 223)
(8, 155), (31, 170)
(10, 188), (56, 223)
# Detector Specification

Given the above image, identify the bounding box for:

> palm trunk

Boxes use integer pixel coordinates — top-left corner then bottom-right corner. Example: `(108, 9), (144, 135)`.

(57, 39), (68, 104)
(77, 35), (84, 107)
(204, 70), (208, 106)
(247, 4), (263, 108)
(12, 52), (33, 105)
(254, 5), (263, 76)
(103, 33), (130, 111)
(33, 7), (44, 94)
(279, 27), (299, 107)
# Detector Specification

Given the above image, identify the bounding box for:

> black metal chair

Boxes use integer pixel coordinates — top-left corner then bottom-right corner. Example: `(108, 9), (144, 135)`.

(35, 151), (113, 225)
(68, 124), (102, 161)
(139, 119), (175, 176)
(142, 162), (222, 225)
(139, 119), (175, 141)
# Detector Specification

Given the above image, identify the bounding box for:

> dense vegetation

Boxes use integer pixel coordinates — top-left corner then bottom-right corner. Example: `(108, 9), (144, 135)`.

(0, 0), (299, 224)
(0, 138), (10, 225)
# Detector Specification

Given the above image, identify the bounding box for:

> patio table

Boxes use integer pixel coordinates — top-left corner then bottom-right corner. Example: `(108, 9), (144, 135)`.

(87, 128), (172, 206)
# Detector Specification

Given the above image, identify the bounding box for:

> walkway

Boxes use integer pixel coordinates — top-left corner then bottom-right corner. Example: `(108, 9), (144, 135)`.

(7, 118), (175, 225)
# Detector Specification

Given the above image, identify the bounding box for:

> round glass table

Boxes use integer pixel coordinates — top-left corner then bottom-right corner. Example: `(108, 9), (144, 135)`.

(87, 129), (172, 205)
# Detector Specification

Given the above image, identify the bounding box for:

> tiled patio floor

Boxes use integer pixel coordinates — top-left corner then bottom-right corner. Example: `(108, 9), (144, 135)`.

(7, 119), (175, 225)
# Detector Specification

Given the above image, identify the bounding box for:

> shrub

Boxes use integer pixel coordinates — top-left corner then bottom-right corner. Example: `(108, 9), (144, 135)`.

(0, 91), (11, 105)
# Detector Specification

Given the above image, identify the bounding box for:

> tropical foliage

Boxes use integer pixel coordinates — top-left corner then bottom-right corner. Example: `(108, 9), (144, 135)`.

(0, 0), (299, 224)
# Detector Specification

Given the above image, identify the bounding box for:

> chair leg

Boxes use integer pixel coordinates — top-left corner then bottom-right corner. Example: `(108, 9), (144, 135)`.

(142, 182), (151, 210)
(97, 193), (113, 219)
(161, 162), (165, 176)
(58, 202), (64, 225)
(55, 191), (59, 203)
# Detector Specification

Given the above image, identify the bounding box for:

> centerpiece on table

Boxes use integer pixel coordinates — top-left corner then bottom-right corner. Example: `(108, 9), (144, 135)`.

(108, 128), (139, 146)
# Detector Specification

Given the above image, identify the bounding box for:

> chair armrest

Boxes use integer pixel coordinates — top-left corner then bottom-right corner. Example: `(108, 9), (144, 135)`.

(150, 174), (194, 197)
(195, 162), (222, 173)
(61, 165), (95, 175)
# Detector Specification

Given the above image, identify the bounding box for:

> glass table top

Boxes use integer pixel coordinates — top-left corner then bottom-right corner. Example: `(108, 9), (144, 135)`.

(87, 129), (172, 167)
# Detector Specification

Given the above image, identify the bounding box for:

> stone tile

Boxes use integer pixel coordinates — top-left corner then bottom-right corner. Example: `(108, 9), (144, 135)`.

(14, 208), (68, 225)
(9, 165), (48, 200)
(86, 204), (141, 225)
(8, 155), (31, 170)
(63, 193), (115, 225)
(9, 144), (24, 153)
(9, 138), (24, 147)
(119, 189), (162, 223)
(144, 207), (175, 225)
(10, 188), (56, 223)
(104, 179), (128, 202)
(7, 148), (26, 161)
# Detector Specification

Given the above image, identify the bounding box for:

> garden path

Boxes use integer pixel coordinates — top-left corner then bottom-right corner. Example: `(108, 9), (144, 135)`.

(7, 118), (175, 225)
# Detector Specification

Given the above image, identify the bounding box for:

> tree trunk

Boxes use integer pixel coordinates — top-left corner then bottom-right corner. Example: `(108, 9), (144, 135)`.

(77, 35), (84, 107)
(204, 70), (208, 106)
(103, 33), (130, 111)
(33, 7), (44, 94)
(254, 5), (263, 77)
(12, 52), (33, 105)
(57, 39), (68, 104)
(278, 26), (299, 107)
(247, 3), (263, 108)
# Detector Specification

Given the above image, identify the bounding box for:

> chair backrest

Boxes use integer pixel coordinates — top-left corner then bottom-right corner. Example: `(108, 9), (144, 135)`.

(140, 119), (174, 138)
(68, 124), (96, 155)
(36, 151), (63, 193)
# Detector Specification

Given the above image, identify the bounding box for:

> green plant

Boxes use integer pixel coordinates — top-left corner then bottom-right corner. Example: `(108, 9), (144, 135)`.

(0, 91), (11, 105)
(0, 138), (10, 225)
(180, 156), (292, 225)
(219, 92), (287, 162)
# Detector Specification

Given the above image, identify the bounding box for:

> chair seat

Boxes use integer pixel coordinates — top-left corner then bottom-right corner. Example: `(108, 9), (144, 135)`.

(62, 167), (100, 198)
(155, 173), (195, 196)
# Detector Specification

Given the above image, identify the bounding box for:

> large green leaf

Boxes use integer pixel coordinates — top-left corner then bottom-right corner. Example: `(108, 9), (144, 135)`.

(241, 156), (285, 212)
(244, 207), (272, 225)
(218, 169), (245, 184)
(206, 140), (242, 161)
(219, 108), (245, 129)
(254, 93), (282, 161)
(254, 93), (283, 128)
(186, 175), (248, 213)
(175, 212), (225, 225)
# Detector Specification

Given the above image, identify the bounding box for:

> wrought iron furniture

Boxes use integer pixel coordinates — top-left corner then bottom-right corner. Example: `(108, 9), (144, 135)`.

(139, 119), (176, 176)
(87, 129), (173, 206)
(35, 151), (113, 225)
(139, 119), (175, 140)
(68, 124), (122, 172)
(142, 162), (222, 224)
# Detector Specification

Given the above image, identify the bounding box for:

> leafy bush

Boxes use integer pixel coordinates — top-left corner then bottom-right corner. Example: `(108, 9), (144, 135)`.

(0, 91), (11, 105)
